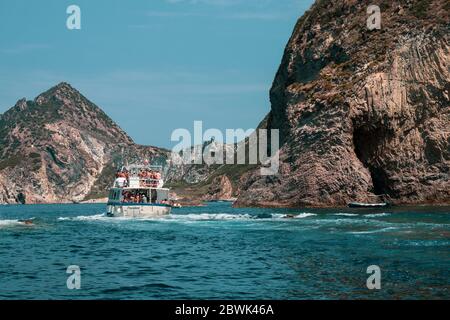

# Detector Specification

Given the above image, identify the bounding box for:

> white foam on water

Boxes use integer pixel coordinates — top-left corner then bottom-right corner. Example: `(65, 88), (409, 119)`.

(57, 212), (318, 223)
(165, 213), (253, 221)
(57, 213), (253, 222)
(293, 213), (317, 219)
(332, 213), (359, 217)
(349, 226), (398, 234)
(405, 240), (450, 247)
(364, 213), (391, 218)
(167, 212), (317, 221)
(0, 219), (21, 227)
(57, 213), (108, 221)
(58, 213), (117, 222)
(0, 219), (35, 227)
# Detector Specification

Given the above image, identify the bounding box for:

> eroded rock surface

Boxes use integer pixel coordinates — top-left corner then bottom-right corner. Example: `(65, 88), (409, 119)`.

(236, 0), (449, 207)
(0, 83), (167, 204)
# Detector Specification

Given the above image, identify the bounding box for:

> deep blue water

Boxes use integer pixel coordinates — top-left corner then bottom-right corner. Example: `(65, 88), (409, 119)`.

(0, 202), (448, 299)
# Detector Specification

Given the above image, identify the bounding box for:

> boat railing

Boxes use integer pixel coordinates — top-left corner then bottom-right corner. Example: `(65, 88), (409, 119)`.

(121, 165), (164, 174)
(114, 163), (166, 188)
(113, 177), (164, 188)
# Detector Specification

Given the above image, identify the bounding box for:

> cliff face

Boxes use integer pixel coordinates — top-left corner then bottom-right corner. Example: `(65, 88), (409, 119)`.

(203, 175), (234, 201)
(0, 83), (168, 204)
(236, 0), (450, 207)
(165, 140), (255, 202)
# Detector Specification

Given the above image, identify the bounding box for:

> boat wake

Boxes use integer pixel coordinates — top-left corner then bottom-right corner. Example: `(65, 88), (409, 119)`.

(57, 212), (318, 223)
(363, 213), (391, 218)
(165, 212), (317, 221)
(0, 219), (22, 227)
(0, 218), (35, 228)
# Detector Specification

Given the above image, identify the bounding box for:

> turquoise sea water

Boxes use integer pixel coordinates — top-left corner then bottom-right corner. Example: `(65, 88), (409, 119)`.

(0, 202), (448, 299)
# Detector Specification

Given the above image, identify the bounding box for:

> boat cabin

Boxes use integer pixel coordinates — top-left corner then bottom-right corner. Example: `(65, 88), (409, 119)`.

(108, 187), (170, 205)
(108, 164), (170, 205)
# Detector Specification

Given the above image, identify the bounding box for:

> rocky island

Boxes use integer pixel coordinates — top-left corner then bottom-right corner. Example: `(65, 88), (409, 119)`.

(236, 0), (449, 207)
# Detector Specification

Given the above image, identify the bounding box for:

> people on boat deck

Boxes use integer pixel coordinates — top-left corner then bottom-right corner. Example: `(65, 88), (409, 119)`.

(115, 168), (162, 188)
(114, 172), (128, 188)
(121, 190), (166, 204)
(138, 169), (161, 187)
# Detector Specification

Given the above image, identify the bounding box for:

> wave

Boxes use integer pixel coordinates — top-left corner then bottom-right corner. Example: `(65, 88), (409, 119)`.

(293, 213), (317, 219)
(170, 212), (317, 220)
(58, 213), (252, 222)
(0, 219), (21, 227)
(57, 212), (318, 223)
(348, 226), (398, 234)
(58, 214), (108, 221)
(0, 218), (35, 227)
(332, 213), (359, 217)
(167, 213), (253, 221)
(363, 213), (391, 218)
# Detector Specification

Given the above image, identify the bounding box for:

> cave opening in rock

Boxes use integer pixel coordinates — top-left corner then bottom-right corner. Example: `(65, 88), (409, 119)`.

(17, 192), (26, 204)
(352, 123), (392, 197)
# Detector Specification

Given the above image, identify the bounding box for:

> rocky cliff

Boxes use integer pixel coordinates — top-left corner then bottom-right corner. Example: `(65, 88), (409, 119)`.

(0, 83), (168, 204)
(235, 0), (449, 207)
(165, 139), (256, 202)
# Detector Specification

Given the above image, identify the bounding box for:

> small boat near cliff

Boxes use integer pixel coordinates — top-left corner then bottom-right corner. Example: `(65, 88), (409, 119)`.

(106, 164), (171, 217)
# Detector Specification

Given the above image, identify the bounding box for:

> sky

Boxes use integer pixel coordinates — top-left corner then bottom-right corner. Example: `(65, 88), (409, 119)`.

(0, 0), (314, 148)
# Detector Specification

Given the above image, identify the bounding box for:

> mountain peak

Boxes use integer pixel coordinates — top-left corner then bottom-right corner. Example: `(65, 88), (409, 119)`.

(35, 82), (81, 105)
(13, 98), (28, 111)
(1, 82), (134, 146)
(0, 82), (166, 204)
(53, 81), (74, 92)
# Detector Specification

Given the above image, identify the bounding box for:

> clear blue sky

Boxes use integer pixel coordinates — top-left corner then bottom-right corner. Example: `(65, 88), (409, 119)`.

(0, 0), (313, 148)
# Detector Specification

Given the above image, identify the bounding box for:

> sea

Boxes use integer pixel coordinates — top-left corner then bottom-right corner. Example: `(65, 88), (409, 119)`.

(0, 202), (448, 299)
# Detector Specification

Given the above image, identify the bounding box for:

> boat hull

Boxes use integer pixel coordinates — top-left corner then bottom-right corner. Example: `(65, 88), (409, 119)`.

(106, 203), (171, 218)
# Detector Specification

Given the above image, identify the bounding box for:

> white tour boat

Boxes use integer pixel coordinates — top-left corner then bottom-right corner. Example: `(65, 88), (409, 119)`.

(106, 164), (171, 217)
